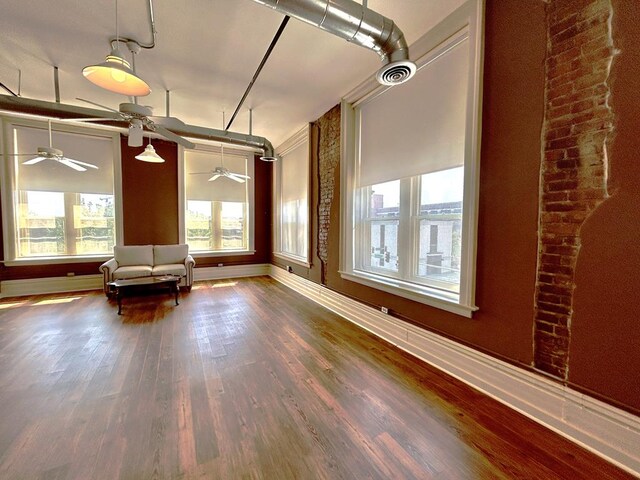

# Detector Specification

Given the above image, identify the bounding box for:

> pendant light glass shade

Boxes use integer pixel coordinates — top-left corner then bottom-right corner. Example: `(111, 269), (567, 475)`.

(82, 47), (151, 96)
(135, 143), (165, 163)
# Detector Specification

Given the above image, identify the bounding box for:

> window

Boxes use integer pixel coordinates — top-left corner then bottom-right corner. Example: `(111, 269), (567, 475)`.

(182, 145), (254, 255)
(1, 118), (121, 263)
(274, 126), (310, 265)
(341, 0), (484, 316)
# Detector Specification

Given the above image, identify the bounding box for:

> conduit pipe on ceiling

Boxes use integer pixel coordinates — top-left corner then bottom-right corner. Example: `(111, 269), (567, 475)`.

(251, 0), (416, 85)
(0, 96), (276, 160)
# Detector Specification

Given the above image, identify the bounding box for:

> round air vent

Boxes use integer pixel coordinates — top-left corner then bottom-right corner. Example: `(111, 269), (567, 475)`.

(376, 60), (417, 86)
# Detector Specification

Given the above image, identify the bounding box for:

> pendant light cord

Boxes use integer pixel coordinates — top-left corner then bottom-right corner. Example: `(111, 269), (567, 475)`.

(115, 0), (119, 46)
(221, 112), (225, 168)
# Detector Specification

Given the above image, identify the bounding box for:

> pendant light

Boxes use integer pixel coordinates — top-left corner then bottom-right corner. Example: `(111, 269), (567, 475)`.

(82, 0), (151, 96)
(135, 138), (165, 163)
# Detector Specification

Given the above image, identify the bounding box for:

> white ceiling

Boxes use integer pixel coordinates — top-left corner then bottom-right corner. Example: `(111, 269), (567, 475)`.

(0, 0), (462, 148)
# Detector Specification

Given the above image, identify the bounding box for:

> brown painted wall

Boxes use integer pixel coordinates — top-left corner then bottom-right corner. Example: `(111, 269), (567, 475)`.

(121, 136), (180, 245)
(569, 0), (640, 411)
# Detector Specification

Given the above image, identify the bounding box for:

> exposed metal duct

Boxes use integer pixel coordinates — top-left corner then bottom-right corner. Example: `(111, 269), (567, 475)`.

(251, 0), (416, 85)
(0, 96), (276, 160)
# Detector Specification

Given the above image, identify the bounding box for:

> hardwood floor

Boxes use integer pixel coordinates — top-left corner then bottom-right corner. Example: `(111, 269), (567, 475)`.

(0, 276), (633, 479)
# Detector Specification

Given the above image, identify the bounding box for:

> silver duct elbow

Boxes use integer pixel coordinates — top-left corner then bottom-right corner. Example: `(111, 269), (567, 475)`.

(252, 0), (416, 85)
(258, 139), (277, 161)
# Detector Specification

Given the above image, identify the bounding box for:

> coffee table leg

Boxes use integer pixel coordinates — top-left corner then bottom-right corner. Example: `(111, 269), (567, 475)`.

(174, 282), (179, 306)
(116, 287), (122, 315)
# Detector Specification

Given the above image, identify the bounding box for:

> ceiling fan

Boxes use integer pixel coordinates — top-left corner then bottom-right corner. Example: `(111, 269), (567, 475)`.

(75, 98), (195, 149)
(3, 119), (99, 172)
(190, 145), (250, 183)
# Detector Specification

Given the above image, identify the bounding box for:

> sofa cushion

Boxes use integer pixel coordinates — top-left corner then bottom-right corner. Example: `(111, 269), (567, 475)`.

(112, 265), (153, 280)
(154, 244), (188, 266)
(152, 264), (186, 277)
(114, 245), (154, 267)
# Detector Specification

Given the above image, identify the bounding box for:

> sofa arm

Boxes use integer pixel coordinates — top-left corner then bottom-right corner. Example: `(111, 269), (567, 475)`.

(184, 255), (195, 289)
(99, 258), (119, 295)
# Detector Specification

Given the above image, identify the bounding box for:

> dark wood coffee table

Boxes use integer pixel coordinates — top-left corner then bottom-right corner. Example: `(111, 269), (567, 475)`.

(107, 275), (181, 315)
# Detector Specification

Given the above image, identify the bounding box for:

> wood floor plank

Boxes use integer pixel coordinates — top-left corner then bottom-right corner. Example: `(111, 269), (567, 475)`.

(0, 278), (634, 479)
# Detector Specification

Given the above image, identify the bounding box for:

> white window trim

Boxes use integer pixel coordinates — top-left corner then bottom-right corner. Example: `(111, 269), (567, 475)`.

(340, 0), (484, 317)
(178, 142), (256, 255)
(273, 125), (312, 268)
(0, 114), (123, 266)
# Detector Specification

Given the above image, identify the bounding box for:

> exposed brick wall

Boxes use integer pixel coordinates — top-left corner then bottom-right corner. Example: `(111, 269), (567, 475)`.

(316, 105), (341, 283)
(534, 0), (615, 379)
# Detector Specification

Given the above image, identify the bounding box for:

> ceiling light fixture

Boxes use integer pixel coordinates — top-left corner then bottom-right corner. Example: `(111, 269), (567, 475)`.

(82, 47), (150, 96)
(82, 0), (151, 96)
(135, 138), (165, 163)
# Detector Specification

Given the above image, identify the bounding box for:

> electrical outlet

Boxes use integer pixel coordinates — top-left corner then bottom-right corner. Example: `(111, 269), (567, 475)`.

(381, 306), (389, 314)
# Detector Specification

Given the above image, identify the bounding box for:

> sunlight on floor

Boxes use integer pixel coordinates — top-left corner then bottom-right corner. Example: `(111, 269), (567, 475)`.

(213, 281), (237, 288)
(192, 281), (237, 290)
(0, 302), (26, 310)
(33, 297), (81, 306)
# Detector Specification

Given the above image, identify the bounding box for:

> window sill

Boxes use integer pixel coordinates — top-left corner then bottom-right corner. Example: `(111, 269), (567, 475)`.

(339, 270), (478, 318)
(273, 252), (311, 268)
(191, 249), (256, 258)
(3, 254), (112, 267)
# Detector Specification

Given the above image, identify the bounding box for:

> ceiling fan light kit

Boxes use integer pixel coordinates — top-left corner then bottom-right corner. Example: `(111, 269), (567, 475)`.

(82, 46), (151, 96)
(135, 143), (165, 163)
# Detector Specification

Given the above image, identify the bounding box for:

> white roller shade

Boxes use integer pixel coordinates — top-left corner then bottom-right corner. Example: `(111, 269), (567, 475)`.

(14, 125), (114, 194)
(185, 149), (248, 203)
(280, 137), (309, 259)
(358, 37), (469, 187)
(281, 138), (308, 205)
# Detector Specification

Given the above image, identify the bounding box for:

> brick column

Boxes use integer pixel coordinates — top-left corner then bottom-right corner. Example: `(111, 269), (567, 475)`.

(316, 105), (341, 283)
(534, 0), (615, 379)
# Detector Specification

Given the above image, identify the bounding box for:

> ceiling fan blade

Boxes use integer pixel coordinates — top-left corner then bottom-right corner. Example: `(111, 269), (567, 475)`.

(59, 159), (87, 171)
(76, 98), (121, 114)
(0, 152), (38, 156)
(62, 117), (113, 123)
(22, 156), (47, 165)
(229, 173), (250, 179)
(150, 116), (186, 129)
(154, 125), (195, 149)
(190, 171), (214, 175)
(208, 174), (221, 182)
(64, 158), (99, 169)
(226, 174), (246, 183)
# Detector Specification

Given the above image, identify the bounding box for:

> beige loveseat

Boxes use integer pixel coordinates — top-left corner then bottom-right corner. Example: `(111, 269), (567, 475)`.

(99, 244), (195, 296)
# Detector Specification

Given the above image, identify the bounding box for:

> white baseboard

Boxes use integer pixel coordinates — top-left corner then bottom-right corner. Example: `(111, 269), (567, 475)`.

(195, 263), (270, 281)
(269, 266), (640, 477)
(0, 264), (271, 298)
(0, 274), (103, 298)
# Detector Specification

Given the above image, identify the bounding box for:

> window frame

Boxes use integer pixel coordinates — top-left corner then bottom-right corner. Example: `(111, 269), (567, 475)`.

(0, 114), (123, 265)
(340, 0), (484, 317)
(273, 125), (311, 267)
(178, 142), (256, 258)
